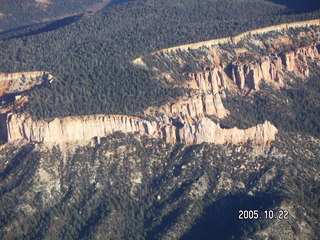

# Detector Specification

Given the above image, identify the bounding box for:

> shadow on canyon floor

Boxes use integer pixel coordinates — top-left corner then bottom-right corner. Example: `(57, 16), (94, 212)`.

(268, 0), (320, 13)
(181, 193), (281, 240)
(2, 15), (82, 41)
(105, 0), (135, 8)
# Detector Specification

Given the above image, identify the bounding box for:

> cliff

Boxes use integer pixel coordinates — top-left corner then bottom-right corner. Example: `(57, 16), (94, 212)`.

(6, 113), (159, 145)
(231, 44), (320, 90)
(146, 67), (230, 124)
(1, 64), (279, 146)
(142, 42), (320, 126)
(177, 118), (277, 145)
(6, 21), (320, 146)
(5, 112), (276, 146)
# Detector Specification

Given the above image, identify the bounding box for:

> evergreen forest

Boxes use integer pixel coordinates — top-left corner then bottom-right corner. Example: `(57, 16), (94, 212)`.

(1, 0), (320, 119)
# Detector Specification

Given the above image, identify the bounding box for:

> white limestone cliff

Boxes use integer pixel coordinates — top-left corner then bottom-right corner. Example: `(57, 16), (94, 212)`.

(4, 112), (277, 146)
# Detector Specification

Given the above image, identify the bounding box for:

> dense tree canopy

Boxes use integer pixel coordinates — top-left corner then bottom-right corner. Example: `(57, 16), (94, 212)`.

(1, 0), (320, 119)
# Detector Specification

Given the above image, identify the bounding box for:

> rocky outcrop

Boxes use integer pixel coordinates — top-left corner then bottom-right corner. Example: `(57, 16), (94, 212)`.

(148, 42), (320, 125)
(231, 55), (284, 90)
(191, 118), (277, 145)
(14, 21), (320, 146)
(280, 45), (320, 75)
(152, 90), (226, 124)
(135, 19), (320, 94)
(5, 112), (277, 146)
(146, 67), (229, 123)
(2, 28), (297, 147)
(6, 113), (159, 145)
(0, 71), (53, 97)
(231, 44), (320, 90)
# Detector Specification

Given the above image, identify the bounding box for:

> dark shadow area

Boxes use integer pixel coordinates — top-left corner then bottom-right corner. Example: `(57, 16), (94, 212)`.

(0, 0), (135, 36)
(3, 15), (82, 40)
(105, 0), (135, 8)
(171, 118), (184, 129)
(0, 114), (8, 143)
(146, 207), (182, 240)
(0, 23), (41, 36)
(181, 193), (281, 240)
(172, 118), (184, 143)
(0, 94), (16, 108)
(267, 0), (320, 13)
(0, 144), (36, 180)
(219, 123), (232, 129)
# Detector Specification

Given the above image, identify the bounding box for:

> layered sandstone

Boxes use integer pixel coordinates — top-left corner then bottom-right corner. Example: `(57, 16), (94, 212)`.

(231, 55), (284, 90)
(145, 41), (320, 128)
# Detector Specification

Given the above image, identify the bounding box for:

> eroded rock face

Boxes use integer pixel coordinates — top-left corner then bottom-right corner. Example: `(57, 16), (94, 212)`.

(0, 71), (55, 114)
(231, 55), (284, 90)
(130, 21), (320, 149)
(136, 20), (320, 94)
(0, 71), (53, 97)
(10, 21), (320, 146)
(6, 114), (160, 145)
(147, 67), (229, 125)
(230, 44), (320, 90)
(186, 69), (228, 118)
(193, 119), (277, 145)
(5, 112), (277, 146)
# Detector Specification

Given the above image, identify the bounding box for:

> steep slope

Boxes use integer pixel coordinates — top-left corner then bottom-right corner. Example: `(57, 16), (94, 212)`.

(2, 20), (319, 147)
(0, 130), (319, 239)
(1, 0), (320, 119)
(137, 20), (320, 91)
(0, 2), (320, 240)
(4, 113), (276, 146)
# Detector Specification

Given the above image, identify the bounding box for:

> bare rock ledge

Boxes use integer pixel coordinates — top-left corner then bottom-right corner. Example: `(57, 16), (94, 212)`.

(4, 113), (277, 146)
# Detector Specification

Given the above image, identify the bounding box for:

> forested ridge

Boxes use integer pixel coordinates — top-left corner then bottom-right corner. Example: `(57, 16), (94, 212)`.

(1, 1), (320, 239)
(1, 129), (319, 239)
(1, 0), (320, 119)
(0, 0), (109, 32)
